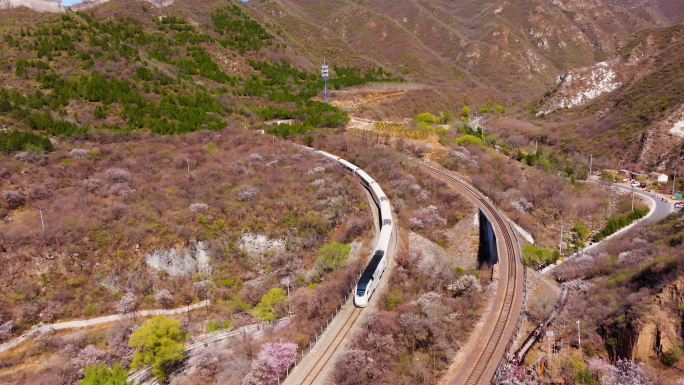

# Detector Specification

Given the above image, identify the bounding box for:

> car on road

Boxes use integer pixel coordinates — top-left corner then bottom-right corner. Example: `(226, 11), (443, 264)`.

(630, 180), (641, 187)
(675, 202), (684, 209)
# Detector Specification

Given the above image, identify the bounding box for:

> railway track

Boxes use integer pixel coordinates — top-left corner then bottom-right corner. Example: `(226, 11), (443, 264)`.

(420, 162), (523, 385)
(300, 307), (364, 385)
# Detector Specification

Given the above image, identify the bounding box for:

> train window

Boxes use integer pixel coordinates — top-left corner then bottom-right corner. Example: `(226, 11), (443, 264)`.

(356, 282), (368, 296)
(380, 197), (388, 201)
(383, 219), (392, 225)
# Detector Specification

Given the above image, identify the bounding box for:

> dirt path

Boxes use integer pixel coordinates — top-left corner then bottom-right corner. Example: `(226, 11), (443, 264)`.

(0, 300), (210, 354)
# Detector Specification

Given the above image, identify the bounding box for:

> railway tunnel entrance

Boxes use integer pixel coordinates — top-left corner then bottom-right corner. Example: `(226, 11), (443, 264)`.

(478, 209), (499, 267)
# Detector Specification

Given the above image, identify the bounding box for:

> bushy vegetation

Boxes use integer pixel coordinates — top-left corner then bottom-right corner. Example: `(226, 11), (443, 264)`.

(315, 242), (351, 273)
(0, 5), (403, 146)
(211, 5), (273, 54)
(593, 207), (649, 241)
(129, 316), (187, 381)
(521, 244), (560, 268)
(78, 363), (129, 385)
(0, 130), (52, 152)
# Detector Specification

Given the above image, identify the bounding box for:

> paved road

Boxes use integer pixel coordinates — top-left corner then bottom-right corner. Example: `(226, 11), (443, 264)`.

(608, 182), (672, 224)
(542, 181), (673, 275)
(421, 162), (524, 385)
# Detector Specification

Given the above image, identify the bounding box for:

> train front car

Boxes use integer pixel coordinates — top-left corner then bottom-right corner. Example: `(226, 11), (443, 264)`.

(354, 225), (392, 307)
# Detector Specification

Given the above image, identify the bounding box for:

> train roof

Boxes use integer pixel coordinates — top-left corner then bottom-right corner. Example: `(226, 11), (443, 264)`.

(338, 158), (359, 171)
(358, 252), (384, 284)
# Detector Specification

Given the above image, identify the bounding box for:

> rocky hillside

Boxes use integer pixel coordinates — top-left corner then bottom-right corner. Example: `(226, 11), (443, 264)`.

(550, 212), (684, 383)
(523, 24), (684, 170)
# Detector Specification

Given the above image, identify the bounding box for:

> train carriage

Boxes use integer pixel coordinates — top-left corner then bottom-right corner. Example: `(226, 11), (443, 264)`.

(337, 158), (359, 174)
(355, 169), (374, 188)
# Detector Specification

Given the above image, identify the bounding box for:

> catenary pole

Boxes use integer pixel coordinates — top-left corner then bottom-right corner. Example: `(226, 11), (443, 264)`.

(576, 320), (581, 347)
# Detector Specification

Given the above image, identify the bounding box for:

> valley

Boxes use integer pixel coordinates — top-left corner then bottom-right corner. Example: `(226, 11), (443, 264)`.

(0, 0), (683, 384)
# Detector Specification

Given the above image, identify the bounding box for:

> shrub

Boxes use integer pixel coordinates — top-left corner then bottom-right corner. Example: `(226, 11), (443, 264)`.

(207, 320), (221, 332)
(108, 183), (136, 197)
(129, 315), (187, 382)
(454, 135), (483, 146)
(314, 242), (351, 273)
(574, 368), (595, 384)
(663, 347), (682, 366)
(154, 289), (173, 308)
(253, 288), (287, 320)
(1, 190), (25, 209)
(416, 112), (438, 125)
(237, 187), (260, 201)
(78, 363), (128, 385)
(190, 203), (209, 212)
(70, 148), (89, 159)
(0, 320), (13, 340)
(521, 245), (560, 268)
(450, 274), (482, 295)
(385, 293), (403, 310)
(104, 168), (132, 183)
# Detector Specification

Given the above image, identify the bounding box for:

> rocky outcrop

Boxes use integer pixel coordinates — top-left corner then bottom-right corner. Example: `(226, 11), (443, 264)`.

(0, 0), (64, 12)
(146, 240), (211, 277)
(615, 277), (684, 363)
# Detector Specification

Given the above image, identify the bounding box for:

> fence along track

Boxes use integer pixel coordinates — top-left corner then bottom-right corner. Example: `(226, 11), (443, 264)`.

(300, 307), (363, 385)
(420, 163), (522, 385)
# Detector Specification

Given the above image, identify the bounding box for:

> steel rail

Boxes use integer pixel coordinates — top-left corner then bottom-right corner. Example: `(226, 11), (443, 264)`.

(420, 163), (522, 385)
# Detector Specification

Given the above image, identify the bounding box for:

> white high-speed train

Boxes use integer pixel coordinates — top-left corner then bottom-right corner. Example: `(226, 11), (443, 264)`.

(314, 150), (392, 307)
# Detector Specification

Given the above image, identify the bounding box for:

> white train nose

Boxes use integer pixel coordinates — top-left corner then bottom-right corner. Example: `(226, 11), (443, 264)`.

(354, 296), (368, 308)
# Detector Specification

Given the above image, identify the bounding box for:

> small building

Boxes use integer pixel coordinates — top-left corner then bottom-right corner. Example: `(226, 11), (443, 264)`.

(618, 169), (631, 178)
(649, 172), (669, 183)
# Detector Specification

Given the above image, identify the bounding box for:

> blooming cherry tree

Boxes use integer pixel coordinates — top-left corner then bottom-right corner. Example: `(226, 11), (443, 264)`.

(242, 341), (298, 384)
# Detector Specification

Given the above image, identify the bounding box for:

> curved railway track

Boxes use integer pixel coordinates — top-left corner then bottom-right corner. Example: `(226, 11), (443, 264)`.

(420, 162), (523, 385)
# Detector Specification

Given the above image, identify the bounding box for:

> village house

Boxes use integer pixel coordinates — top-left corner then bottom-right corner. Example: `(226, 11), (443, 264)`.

(649, 172), (669, 183)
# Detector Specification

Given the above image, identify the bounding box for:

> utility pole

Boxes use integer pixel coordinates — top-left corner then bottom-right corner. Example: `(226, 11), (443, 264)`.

(186, 159), (190, 175)
(38, 207), (45, 233)
(535, 140), (538, 154)
(559, 225), (564, 255)
(632, 187), (635, 211)
(589, 154), (593, 177)
(673, 171), (677, 196)
(576, 320), (581, 347)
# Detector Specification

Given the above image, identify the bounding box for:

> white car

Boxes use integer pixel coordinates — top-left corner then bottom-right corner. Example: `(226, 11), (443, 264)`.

(630, 181), (641, 187)
(675, 202), (684, 209)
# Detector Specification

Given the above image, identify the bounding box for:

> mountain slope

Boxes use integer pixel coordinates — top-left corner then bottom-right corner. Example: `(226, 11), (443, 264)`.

(523, 24), (684, 170)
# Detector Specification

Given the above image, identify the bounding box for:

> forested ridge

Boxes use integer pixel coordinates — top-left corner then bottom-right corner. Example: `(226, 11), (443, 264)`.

(0, 4), (402, 151)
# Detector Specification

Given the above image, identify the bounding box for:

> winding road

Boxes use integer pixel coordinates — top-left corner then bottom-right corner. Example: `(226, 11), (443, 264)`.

(542, 181), (673, 275)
